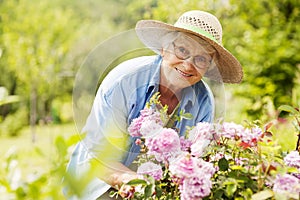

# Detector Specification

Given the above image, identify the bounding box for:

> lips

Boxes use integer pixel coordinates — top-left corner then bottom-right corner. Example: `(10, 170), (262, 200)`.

(176, 68), (193, 77)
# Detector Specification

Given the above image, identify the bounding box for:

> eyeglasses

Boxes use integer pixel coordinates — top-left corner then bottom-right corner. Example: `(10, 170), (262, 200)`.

(172, 42), (212, 69)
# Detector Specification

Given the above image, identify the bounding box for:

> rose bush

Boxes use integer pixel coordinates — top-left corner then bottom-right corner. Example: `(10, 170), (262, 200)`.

(111, 94), (300, 200)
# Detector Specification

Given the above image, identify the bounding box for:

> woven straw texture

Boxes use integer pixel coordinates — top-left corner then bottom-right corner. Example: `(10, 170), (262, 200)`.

(135, 10), (243, 83)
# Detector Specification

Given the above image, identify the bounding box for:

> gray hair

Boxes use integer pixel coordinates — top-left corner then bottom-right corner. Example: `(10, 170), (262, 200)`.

(161, 31), (180, 49)
(161, 32), (216, 55)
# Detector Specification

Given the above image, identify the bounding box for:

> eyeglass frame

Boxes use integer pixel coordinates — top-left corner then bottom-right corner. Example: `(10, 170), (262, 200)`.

(171, 42), (212, 69)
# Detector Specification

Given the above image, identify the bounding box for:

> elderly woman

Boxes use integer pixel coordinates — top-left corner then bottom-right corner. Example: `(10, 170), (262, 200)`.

(66, 10), (243, 199)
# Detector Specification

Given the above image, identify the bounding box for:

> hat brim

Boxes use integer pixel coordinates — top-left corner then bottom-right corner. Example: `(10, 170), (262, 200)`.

(135, 20), (243, 83)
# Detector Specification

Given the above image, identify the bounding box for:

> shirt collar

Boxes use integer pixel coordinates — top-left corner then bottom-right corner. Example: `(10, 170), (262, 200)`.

(182, 86), (196, 106)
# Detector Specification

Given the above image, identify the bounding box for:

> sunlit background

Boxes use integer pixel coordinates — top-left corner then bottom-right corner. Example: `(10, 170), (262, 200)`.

(0, 0), (299, 199)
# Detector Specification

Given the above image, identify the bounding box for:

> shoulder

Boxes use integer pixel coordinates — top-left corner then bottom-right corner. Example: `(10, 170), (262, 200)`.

(196, 80), (215, 119)
(99, 55), (160, 93)
(106, 56), (158, 79)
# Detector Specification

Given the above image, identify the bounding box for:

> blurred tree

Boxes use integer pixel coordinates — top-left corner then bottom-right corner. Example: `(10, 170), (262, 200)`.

(219, 0), (300, 120)
(0, 0), (136, 137)
(0, 0), (81, 140)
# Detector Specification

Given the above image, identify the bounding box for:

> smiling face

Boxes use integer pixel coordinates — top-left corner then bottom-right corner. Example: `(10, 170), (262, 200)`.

(160, 33), (215, 92)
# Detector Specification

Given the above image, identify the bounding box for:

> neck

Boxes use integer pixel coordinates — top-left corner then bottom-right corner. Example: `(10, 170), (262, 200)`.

(159, 85), (181, 114)
(159, 85), (180, 99)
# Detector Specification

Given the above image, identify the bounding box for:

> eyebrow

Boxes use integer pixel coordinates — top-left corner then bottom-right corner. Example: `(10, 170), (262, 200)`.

(174, 41), (212, 57)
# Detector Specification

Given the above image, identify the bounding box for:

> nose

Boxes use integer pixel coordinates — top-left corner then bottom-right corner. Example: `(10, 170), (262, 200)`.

(182, 57), (196, 69)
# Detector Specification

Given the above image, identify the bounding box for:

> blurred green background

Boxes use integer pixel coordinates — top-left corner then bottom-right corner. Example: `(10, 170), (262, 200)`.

(0, 0), (299, 199)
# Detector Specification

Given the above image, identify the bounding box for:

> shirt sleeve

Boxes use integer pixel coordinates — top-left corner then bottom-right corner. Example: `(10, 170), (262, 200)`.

(81, 81), (131, 163)
(200, 81), (215, 123)
(65, 81), (132, 200)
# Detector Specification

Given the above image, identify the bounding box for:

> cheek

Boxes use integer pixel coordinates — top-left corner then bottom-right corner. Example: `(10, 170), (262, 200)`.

(161, 56), (181, 71)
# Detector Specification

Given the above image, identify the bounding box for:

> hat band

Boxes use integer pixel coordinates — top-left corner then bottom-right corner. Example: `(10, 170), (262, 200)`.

(174, 23), (218, 43)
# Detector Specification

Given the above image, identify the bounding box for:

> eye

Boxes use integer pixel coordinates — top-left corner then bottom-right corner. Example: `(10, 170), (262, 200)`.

(194, 55), (210, 68)
(194, 55), (207, 63)
(177, 46), (190, 57)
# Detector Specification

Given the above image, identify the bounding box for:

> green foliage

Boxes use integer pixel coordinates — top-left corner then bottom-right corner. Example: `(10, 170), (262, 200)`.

(220, 0), (300, 120)
(0, 87), (19, 106)
(0, 106), (28, 137)
(278, 104), (300, 152)
(0, 129), (80, 199)
(51, 96), (73, 124)
(0, 0), (81, 123)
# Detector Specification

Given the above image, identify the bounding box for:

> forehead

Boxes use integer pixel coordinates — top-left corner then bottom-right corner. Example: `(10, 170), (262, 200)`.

(175, 33), (208, 51)
(174, 33), (216, 56)
(175, 33), (200, 46)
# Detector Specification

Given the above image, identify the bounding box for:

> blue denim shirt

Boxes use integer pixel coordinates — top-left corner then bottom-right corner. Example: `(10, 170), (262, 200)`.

(66, 55), (214, 199)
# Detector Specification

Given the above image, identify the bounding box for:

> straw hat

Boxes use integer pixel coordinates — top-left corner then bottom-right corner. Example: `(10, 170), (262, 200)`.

(135, 10), (243, 83)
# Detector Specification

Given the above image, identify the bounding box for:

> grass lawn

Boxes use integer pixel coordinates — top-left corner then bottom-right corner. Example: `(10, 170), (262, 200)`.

(0, 123), (78, 176)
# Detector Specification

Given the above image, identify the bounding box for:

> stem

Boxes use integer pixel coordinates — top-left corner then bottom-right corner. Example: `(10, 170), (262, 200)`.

(257, 144), (264, 190)
(295, 116), (300, 153)
(296, 133), (300, 153)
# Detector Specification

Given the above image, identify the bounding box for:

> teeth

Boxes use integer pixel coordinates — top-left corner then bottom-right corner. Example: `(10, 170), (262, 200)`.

(177, 68), (192, 77)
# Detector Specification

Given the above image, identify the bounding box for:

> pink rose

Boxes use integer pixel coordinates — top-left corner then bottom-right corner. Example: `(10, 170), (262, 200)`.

(137, 161), (163, 180)
(145, 128), (181, 162)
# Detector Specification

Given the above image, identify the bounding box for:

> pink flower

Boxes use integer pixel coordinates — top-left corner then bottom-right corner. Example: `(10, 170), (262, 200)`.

(196, 159), (216, 177)
(179, 136), (192, 152)
(218, 122), (263, 148)
(190, 139), (211, 157)
(179, 175), (212, 200)
(234, 157), (249, 166)
(145, 128), (181, 162)
(128, 107), (163, 137)
(140, 120), (163, 138)
(210, 152), (225, 162)
(169, 154), (215, 199)
(284, 151), (300, 169)
(137, 161), (163, 180)
(128, 117), (144, 137)
(273, 173), (300, 196)
(219, 122), (245, 140)
(169, 154), (215, 179)
(188, 122), (215, 142)
(169, 154), (198, 179)
(239, 126), (263, 147)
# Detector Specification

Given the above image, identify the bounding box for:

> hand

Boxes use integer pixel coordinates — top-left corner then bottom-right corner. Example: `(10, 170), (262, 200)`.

(118, 184), (135, 199)
(117, 173), (140, 199)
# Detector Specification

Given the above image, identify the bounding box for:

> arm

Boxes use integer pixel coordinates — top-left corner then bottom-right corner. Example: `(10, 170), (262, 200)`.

(81, 83), (137, 189)
(91, 160), (138, 189)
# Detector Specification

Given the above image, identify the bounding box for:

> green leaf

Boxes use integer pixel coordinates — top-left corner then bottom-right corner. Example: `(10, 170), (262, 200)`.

(278, 105), (299, 115)
(155, 185), (162, 198)
(144, 184), (153, 198)
(0, 87), (20, 106)
(225, 183), (237, 197)
(218, 157), (229, 171)
(34, 147), (45, 157)
(213, 188), (225, 199)
(126, 179), (147, 186)
(252, 190), (274, 200)
(54, 136), (67, 157)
